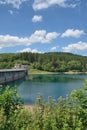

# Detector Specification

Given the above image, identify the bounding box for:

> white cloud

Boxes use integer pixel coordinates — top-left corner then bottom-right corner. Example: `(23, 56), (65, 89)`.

(28, 30), (59, 44)
(32, 15), (43, 22)
(0, 35), (29, 48)
(32, 0), (77, 10)
(50, 45), (59, 51)
(46, 32), (59, 40)
(51, 46), (57, 51)
(0, 30), (59, 49)
(61, 29), (85, 38)
(8, 10), (14, 15)
(19, 48), (40, 53)
(62, 41), (87, 52)
(0, 0), (27, 9)
(0, 1), (6, 4)
(0, 47), (2, 50)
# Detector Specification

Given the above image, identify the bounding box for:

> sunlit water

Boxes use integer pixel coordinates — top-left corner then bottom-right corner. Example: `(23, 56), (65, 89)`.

(4, 74), (87, 104)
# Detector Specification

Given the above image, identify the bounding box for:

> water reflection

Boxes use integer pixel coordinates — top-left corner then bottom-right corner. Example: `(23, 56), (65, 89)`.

(27, 74), (85, 83)
(18, 74), (87, 104)
(3, 78), (25, 88)
(3, 74), (87, 104)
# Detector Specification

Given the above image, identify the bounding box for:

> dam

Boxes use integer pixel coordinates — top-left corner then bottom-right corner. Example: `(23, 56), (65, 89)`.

(0, 69), (27, 84)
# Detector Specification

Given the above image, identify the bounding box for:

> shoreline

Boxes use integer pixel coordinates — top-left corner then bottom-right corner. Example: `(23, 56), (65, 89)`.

(24, 104), (37, 112)
(29, 69), (87, 75)
(24, 104), (35, 108)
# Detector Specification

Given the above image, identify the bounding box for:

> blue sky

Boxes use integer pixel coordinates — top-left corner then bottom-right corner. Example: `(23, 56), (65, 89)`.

(0, 0), (87, 56)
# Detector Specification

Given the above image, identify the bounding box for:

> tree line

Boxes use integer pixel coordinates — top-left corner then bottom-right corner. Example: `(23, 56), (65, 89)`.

(0, 52), (87, 72)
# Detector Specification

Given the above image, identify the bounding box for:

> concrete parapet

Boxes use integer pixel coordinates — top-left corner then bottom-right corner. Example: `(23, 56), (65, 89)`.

(0, 69), (27, 84)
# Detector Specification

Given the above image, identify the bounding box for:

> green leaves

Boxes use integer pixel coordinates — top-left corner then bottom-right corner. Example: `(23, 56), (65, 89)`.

(1, 52), (87, 72)
(0, 86), (23, 118)
(0, 83), (87, 130)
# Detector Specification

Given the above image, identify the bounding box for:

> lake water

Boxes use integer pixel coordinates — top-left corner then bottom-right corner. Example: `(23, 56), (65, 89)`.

(5, 74), (87, 104)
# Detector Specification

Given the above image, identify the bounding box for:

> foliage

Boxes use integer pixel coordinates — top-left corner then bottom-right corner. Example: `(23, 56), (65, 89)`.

(0, 86), (23, 130)
(0, 52), (87, 72)
(0, 82), (87, 130)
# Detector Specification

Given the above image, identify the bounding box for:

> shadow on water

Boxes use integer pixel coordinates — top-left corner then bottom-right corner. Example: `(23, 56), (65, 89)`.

(1, 74), (87, 105)
(17, 74), (87, 104)
(2, 77), (25, 89)
(27, 74), (85, 83)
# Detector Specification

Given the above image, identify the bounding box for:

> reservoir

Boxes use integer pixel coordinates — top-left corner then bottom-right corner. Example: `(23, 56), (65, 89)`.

(4, 74), (87, 104)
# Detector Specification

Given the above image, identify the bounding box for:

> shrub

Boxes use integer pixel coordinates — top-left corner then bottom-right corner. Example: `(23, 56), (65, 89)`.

(0, 82), (87, 130)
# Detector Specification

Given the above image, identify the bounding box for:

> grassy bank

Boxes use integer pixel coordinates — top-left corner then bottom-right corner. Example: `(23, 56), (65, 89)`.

(29, 69), (87, 75)
(29, 69), (53, 74)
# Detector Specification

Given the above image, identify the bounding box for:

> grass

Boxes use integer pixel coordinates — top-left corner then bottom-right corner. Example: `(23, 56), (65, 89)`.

(28, 69), (52, 74)
(28, 69), (87, 75)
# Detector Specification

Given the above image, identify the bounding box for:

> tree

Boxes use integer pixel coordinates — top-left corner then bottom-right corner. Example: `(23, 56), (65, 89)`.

(67, 60), (82, 71)
(0, 86), (23, 118)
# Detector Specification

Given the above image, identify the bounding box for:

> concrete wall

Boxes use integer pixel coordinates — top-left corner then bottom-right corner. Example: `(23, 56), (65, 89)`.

(0, 69), (27, 84)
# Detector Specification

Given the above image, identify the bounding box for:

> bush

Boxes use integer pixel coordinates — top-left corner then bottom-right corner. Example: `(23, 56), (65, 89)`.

(0, 82), (87, 130)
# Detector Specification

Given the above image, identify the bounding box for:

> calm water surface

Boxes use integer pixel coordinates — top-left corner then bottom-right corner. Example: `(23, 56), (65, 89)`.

(6, 74), (87, 104)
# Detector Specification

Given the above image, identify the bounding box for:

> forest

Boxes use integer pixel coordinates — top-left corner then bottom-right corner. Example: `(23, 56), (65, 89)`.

(0, 52), (87, 72)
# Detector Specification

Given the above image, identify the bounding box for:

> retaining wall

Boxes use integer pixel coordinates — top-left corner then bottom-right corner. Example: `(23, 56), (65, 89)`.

(0, 69), (27, 84)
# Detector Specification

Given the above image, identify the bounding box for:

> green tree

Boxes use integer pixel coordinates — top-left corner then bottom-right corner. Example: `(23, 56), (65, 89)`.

(67, 60), (82, 71)
(0, 86), (23, 118)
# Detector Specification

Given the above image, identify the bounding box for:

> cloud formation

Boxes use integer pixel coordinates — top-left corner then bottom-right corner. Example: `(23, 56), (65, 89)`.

(0, 0), (27, 9)
(62, 41), (87, 52)
(19, 48), (40, 53)
(0, 30), (59, 49)
(28, 30), (59, 44)
(0, 35), (29, 48)
(33, 0), (77, 10)
(32, 15), (43, 22)
(61, 29), (85, 38)
(8, 10), (14, 15)
(51, 46), (58, 51)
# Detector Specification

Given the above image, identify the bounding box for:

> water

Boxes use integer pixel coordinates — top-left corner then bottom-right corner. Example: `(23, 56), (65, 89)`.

(4, 74), (87, 104)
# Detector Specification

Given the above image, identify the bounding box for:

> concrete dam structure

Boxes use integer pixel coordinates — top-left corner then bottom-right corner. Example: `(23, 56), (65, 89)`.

(0, 69), (27, 84)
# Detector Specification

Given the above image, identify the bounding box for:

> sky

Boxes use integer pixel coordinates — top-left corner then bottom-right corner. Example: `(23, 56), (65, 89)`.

(0, 0), (87, 56)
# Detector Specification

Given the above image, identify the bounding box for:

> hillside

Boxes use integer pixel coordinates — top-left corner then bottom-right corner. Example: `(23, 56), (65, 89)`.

(0, 52), (87, 72)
